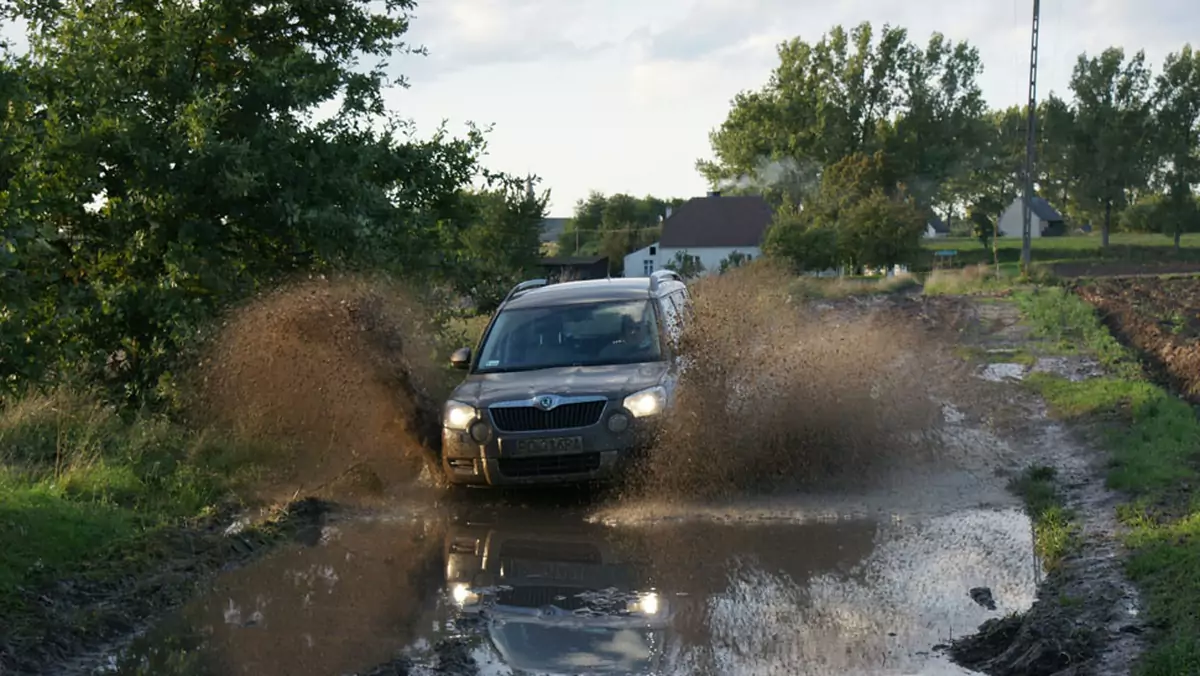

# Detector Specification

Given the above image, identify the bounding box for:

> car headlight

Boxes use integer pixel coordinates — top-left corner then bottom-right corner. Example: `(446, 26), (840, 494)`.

(443, 401), (475, 430)
(451, 582), (480, 607)
(628, 591), (660, 615)
(623, 386), (666, 418)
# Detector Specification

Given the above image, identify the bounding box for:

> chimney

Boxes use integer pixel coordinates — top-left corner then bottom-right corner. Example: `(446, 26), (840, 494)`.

(707, 190), (721, 197)
(664, 206), (673, 219)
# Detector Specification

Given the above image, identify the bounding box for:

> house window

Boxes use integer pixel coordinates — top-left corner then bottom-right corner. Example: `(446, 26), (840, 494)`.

(649, 246), (657, 255)
(643, 259), (654, 275)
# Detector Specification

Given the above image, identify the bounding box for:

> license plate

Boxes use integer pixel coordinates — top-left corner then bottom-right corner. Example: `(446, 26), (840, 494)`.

(506, 436), (584, 456)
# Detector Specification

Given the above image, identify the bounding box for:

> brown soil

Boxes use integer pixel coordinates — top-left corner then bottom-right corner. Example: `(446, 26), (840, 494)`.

(1075, 276), (1200, 403)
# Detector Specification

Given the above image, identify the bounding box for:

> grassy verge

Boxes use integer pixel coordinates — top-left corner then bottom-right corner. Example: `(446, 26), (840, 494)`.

(921, 262), (1063, 296)
(0, 389), (264, 641)
(1016, 286), (1200, 675)
(1008, 465), (1077, 572)
(787, 273), (919, 299)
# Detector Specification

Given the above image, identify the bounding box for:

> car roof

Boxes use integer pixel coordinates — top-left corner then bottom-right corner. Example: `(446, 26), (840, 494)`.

(504, 277), (685, 309)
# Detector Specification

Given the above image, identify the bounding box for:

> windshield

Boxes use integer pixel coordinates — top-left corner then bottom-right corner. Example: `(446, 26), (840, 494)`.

(475, 300), (663, 373)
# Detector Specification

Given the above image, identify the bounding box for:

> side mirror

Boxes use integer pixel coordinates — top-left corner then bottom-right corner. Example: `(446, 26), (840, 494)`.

(450, 347), (472, 370)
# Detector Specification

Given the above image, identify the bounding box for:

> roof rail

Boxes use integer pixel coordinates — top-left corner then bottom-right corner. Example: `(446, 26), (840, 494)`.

(648, 269), (682, 292)
(501, 278), (548, 306)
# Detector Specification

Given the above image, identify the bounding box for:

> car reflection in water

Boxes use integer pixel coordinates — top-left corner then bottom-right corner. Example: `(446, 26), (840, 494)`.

(444, 515), (669, 674)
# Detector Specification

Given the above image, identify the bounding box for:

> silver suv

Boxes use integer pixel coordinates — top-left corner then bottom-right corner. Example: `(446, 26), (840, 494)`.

(439, 271), (691, 487)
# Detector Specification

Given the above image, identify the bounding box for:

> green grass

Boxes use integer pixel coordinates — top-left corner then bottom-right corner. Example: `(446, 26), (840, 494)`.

(1015, 287), (1141, 378)
(0, 389), (262, 620)
(1016, 287), (1200, 675)
(926, 232), (1200, 252)
(1008, 465), (1077, 572)
(920, 233), (1200, 271)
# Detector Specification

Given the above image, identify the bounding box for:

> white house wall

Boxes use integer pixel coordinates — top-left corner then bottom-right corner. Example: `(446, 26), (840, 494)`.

(998, 200), (1045, 238)
(658, 247), (762, 276)
(623, 244), (659, 277)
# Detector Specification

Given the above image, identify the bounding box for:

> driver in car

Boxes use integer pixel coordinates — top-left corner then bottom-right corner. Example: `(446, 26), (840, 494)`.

(599, 314), (656, 361)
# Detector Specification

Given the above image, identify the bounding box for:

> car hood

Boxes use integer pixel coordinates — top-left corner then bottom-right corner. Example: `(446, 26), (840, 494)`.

(453, 363), (668, 407)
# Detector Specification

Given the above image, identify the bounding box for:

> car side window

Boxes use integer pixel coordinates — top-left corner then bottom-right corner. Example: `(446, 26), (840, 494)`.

(658, 293), (682, 345)
(669, 289), (692, 327)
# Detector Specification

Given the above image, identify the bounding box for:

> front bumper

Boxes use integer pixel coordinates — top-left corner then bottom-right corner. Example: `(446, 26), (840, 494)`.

(440, 405), (659, 487)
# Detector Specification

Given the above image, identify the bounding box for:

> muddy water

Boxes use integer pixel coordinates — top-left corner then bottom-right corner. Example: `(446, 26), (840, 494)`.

(94, 492), (1038, 676)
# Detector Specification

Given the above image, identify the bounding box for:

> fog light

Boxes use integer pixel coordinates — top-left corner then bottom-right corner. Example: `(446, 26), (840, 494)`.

(607, 412), (630, 433)
(468, 420), (491, 444)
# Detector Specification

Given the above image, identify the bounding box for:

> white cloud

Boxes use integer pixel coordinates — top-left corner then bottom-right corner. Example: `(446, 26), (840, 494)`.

(392, 0), (1198, 212)
(5, 1), (1197, 213)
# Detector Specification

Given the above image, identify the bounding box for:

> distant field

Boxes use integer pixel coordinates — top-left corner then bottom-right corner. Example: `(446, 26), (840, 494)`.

(916, 233), (1200, 273)
(922, 233), (1200, 253)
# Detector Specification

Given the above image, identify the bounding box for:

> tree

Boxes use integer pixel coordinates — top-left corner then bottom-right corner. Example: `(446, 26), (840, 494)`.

(698, 22), (987, 210)
(0, 0), (510, 403)
(557, 192), (682, 273)
(762, 200), (840, 273)
(1151, 45), (1200, 249)
(1038, 95), (1080, 210)
(953, 106), (1027, 228)
(442, 177), (548, 313)
(762, 152), (924, 273)
(1060, 48), (1157, 247)
(970, 207), (994, 249)
(882, 33), (989, 209)
(665, 251), (705, 279)
(836, 190), (926, 271)
(699, 23), (909, 189)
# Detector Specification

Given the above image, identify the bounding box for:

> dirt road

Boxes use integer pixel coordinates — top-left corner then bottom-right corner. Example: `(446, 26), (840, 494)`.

(64, 295), (1141, 676)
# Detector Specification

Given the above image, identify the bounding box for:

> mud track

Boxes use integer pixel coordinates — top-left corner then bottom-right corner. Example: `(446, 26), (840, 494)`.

(10, 290), (1151, 676)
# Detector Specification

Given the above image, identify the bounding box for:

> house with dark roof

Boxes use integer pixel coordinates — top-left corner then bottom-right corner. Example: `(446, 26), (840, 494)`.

(622, 191), (774, 277)
(923, 214), (951, 239)
(997, 196), (1066, 238)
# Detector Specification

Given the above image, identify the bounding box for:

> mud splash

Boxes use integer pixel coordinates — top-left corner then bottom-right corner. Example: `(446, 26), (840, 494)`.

(190, 275), (451, 503)
(631, 263), (953, 500)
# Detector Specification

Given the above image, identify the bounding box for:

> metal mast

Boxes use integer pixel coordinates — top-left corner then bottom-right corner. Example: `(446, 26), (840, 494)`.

(1021, 0), (1041, 272)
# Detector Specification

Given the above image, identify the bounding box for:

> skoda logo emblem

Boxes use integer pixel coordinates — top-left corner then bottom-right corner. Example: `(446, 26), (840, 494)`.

(535, 395), (557, 411)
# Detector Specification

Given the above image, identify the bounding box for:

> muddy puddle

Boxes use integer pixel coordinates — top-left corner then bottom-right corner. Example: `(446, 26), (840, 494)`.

(87, 493), (1039, 676)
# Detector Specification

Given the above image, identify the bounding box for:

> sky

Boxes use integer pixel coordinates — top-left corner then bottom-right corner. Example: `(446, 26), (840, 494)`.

(3, 1), (1198, 215)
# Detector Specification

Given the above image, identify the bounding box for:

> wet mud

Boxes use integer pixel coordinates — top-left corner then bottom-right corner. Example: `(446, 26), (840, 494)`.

(88, 498), (1037, 676)
(944, 301), (1147, 676)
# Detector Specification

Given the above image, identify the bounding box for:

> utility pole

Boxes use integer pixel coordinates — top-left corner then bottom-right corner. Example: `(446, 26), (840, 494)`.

(1021, 0), (1041, 274)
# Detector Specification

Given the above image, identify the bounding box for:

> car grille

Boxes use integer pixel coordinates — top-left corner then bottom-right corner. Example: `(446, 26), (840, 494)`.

(498, 453), (602, 478)
(495, 585), (591, 611)
(498, 540), (602, 565)
(489, 401), (606, 432)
